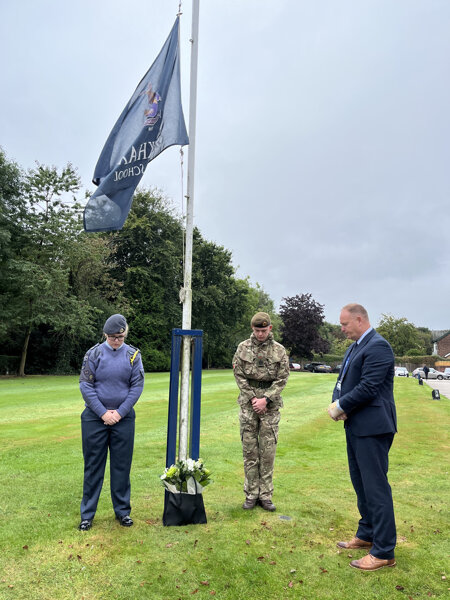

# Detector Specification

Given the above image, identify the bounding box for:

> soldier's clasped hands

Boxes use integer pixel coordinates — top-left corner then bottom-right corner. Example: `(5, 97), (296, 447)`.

(251, 397), (268, 415)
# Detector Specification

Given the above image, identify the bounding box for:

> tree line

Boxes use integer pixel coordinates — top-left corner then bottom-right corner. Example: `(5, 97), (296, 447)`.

(0, 149), (434, 376)
(0, 150), (277, 375)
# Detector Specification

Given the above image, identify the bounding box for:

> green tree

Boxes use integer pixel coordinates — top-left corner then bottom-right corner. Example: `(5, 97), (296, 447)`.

(376, 314), (425, 356)
(191, 231), (249, 368)
(279, 293), (330, 359)
(2, 163), (98, 375)
(107, 189), (184, 370)
(232, 281), (280, 344)
(320, 321), (351, 355)
(107, 188), (259, 370)
(60, 232), (123, 372)
(0, 150), (26, 373)
(0, 149), (25, 337)
(416, 327), (433, 355)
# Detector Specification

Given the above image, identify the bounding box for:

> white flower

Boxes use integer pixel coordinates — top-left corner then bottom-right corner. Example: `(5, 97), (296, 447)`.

(158, 457), (213, 493)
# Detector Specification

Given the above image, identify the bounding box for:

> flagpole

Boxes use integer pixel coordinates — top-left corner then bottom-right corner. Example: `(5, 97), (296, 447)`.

(178, 0), (200, 461)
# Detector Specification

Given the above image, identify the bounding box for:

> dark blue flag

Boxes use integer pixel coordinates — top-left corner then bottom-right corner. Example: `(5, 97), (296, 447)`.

(84, 17), (189, 232)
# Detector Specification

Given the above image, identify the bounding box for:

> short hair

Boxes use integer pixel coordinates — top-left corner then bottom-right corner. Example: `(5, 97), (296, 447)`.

(342, 303), (369, 321)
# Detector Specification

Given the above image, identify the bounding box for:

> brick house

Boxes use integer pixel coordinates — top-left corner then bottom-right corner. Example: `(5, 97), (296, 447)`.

(432, 330), (450, 357)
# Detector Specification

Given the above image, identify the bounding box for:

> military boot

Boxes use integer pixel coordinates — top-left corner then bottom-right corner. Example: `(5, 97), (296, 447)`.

(259, 498), (276, 511)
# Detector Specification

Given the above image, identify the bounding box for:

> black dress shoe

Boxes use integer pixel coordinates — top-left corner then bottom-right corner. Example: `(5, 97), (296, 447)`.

(78, 519), (93, 531)
(116, 514), (133, 527)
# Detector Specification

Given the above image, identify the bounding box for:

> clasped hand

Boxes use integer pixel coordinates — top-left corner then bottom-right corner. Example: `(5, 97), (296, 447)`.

(252, 397), (267, 415)
(327, 401), (347, 422)
(102, 410), (122, 426)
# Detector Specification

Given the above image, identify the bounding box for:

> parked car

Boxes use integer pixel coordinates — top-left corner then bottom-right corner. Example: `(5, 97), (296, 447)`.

(289, 363), (301, 371)
(412, 367), (447, 380)
(444, 368), (450, 377)
(394, 367), (409, 377)
(303, 362), (323, 372)
(313, 364), (332, 373)
(332, 364), (342, 373)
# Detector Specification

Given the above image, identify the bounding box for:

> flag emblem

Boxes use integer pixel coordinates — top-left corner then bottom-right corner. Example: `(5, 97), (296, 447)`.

(142, 84), (162, 129)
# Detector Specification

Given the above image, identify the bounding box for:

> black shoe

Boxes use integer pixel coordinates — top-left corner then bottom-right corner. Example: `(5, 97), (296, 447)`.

(116, 514), (133, 527)
(78, 519), (93, 531)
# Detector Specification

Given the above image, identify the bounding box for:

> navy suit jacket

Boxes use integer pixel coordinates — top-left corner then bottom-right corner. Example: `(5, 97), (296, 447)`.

(332, 329), (397, 437)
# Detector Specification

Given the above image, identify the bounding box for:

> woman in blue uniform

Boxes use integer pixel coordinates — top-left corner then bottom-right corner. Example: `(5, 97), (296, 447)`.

(78, 314), (144, 531)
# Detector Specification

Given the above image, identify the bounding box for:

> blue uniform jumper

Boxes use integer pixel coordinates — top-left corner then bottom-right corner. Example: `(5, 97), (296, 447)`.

(79, 341), (144, 521)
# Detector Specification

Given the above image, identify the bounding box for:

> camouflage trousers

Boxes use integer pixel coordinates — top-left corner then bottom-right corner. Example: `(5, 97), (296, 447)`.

(239, 406), (280, 501)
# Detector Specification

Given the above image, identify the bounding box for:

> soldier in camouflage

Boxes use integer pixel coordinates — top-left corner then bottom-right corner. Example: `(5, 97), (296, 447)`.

(233, 312), (290, 511)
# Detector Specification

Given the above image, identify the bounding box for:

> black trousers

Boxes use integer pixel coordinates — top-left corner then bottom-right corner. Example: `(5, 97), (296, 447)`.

(80, 407), (135, 521)
(345, 429), (396, 559)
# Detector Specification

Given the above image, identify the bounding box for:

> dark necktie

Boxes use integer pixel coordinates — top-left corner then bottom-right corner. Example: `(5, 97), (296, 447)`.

(341, 343), (356, 378)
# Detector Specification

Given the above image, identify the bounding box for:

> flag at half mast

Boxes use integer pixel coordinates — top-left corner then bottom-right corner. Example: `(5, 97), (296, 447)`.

(84, 17), (188, 232)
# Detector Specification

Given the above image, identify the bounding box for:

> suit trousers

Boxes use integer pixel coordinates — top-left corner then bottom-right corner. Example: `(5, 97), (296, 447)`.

(80, 407), (135, 521)
(345, 429), (396, 559)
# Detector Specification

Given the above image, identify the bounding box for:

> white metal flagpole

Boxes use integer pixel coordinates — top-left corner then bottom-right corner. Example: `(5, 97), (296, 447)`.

(178, 0), (200, 461)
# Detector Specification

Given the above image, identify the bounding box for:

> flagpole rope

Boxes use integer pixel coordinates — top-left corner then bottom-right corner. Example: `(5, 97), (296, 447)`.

(180, 146), (186, 282)
(177, 4), (186, 291)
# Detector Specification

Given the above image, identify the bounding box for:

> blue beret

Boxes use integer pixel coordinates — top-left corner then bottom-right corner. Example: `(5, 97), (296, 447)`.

(103, 314), (127, 334)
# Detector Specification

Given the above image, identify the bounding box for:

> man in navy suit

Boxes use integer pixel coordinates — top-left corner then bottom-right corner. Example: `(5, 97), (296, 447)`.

(327, 303), (397, 571)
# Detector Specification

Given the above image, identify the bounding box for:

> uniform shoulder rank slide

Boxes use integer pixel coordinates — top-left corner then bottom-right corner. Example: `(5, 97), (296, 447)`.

(87, 343), (101, 360)
(127, 346), (140, 365)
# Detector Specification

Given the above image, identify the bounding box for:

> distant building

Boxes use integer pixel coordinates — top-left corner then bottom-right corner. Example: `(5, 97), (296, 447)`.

(432, 330), (450, 357)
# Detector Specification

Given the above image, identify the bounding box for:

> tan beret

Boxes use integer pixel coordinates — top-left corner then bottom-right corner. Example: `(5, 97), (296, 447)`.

(251, 312), (271, 328)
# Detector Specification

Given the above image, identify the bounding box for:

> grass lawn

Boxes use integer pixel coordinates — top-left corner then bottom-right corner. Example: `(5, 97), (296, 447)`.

(0, 371), (448, 600)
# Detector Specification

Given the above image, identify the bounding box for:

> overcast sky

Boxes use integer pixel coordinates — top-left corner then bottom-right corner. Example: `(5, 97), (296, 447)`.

(1, 0), (449, 329)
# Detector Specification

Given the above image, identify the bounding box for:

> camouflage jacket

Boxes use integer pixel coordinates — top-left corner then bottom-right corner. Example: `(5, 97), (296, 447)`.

(233, 332), (290, 409)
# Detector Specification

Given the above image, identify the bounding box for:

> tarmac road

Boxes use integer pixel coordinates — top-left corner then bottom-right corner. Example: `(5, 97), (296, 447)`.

(423, 378), (450, 400)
